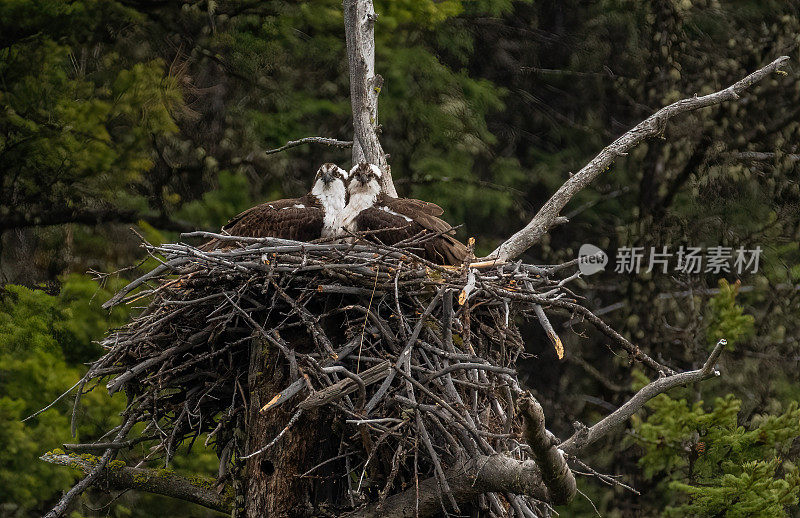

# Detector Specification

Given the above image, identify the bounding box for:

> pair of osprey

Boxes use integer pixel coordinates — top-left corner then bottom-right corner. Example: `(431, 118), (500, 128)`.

(207, 163), (467, 265)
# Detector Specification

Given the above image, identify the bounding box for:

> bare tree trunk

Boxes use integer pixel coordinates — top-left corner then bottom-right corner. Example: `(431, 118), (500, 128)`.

(243, 340), (334, 517)
(239, 3), (397, 514)
(343, 0), (397, 196)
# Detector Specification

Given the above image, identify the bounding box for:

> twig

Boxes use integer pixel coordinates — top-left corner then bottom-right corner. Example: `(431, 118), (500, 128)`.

(262, 136), (352, 155)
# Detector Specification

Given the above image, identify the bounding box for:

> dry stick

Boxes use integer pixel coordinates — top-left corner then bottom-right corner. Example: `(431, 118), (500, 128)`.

(70, 377), (88, 437)
(358, 265), (381, 373)
(533, 303), (564, 359)
(735, 151), (800, 162)
(423, 363), (516, 382)
(320, 365), (368, 410)
(262, 136), (352, 155)
(568, 456), (640, 495)
(560, 339), (727, 455)
(503, 290), (671, 375)
(22, 377), (84, 422)
(63, 434), (158, 452)
(490, 56), (790, 262)
(299, 360), (391, 411)
(363, 290), (443, 414)
(102, 258), (191, 309)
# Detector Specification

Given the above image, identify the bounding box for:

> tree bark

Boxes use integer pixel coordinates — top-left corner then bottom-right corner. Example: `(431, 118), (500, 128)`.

(243, 339), (336, 517)
(243, 339), (342, 518)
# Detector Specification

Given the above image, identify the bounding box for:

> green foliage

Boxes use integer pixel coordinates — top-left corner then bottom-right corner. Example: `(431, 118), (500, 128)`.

(177, 170), (254, 228)
(0, 0), (182, 229)
(625, 269), (794, 516)
(0, 275), (128, 512)
(634, 395), (800, 517)
(705, 279), (755, 350)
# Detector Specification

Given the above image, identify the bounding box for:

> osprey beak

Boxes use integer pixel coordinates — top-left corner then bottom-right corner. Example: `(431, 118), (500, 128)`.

(320, 167), (335, 184)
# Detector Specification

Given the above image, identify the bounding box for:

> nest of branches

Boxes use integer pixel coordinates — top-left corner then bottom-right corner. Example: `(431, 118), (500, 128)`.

(78, 231), (594, 516)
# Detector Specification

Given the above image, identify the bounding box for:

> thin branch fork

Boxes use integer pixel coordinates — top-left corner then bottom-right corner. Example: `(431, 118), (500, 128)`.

(490, 56), (790, 262)
(560, 338), (727, 455)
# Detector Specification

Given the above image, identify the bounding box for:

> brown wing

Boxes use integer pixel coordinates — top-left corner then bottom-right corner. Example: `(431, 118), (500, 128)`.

(355, 206), (422, 243)
(201, 195), (323, 250)
(354, 205), (467, 265)
(222, 197), (301, 233)
(379, 193), (444, 217)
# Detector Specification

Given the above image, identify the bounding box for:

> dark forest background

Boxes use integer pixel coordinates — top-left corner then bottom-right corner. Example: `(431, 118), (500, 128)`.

(2, 1), (800, 516)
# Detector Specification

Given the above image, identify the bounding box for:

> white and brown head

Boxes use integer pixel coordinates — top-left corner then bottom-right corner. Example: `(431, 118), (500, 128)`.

(347, 162), (382, 197)
(312, 163), (348, 190)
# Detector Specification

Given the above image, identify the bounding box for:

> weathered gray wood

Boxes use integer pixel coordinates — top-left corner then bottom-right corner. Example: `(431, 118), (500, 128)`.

(343, 0), (397, 196)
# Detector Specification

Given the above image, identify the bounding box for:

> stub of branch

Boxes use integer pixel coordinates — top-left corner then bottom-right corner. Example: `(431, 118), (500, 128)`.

(533, 304), (564, 359)
(560, 338), (727, 455)
(41, 452), (232, 514)
(298, 360), (391, 411)
(519, 394), (576, 505)
(490, 56), (790, 262)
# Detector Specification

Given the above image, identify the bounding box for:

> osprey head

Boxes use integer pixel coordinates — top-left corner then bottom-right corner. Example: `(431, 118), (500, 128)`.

(315, 163), (348, 186)
(348, 163), (382, 190)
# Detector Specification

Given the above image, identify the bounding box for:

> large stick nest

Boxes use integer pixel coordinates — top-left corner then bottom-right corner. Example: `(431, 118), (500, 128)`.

(86, 232), (582, 515)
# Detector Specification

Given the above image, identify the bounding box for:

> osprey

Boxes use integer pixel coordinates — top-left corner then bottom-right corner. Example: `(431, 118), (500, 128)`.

(202, 163), (348, 249)
(335, 163), (468, 265)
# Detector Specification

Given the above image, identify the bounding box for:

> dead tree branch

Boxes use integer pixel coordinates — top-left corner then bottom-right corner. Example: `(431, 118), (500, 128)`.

(560, 339), (727, 455)
(734, 151), (800, 162)
(490, 56), (790, 262)
(40, 452), (231, 514)
(343, 0), (397, 196)
(262, 136), (353, 155)
(519, 394), (576, 505)
(346, 454), (549, 518)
